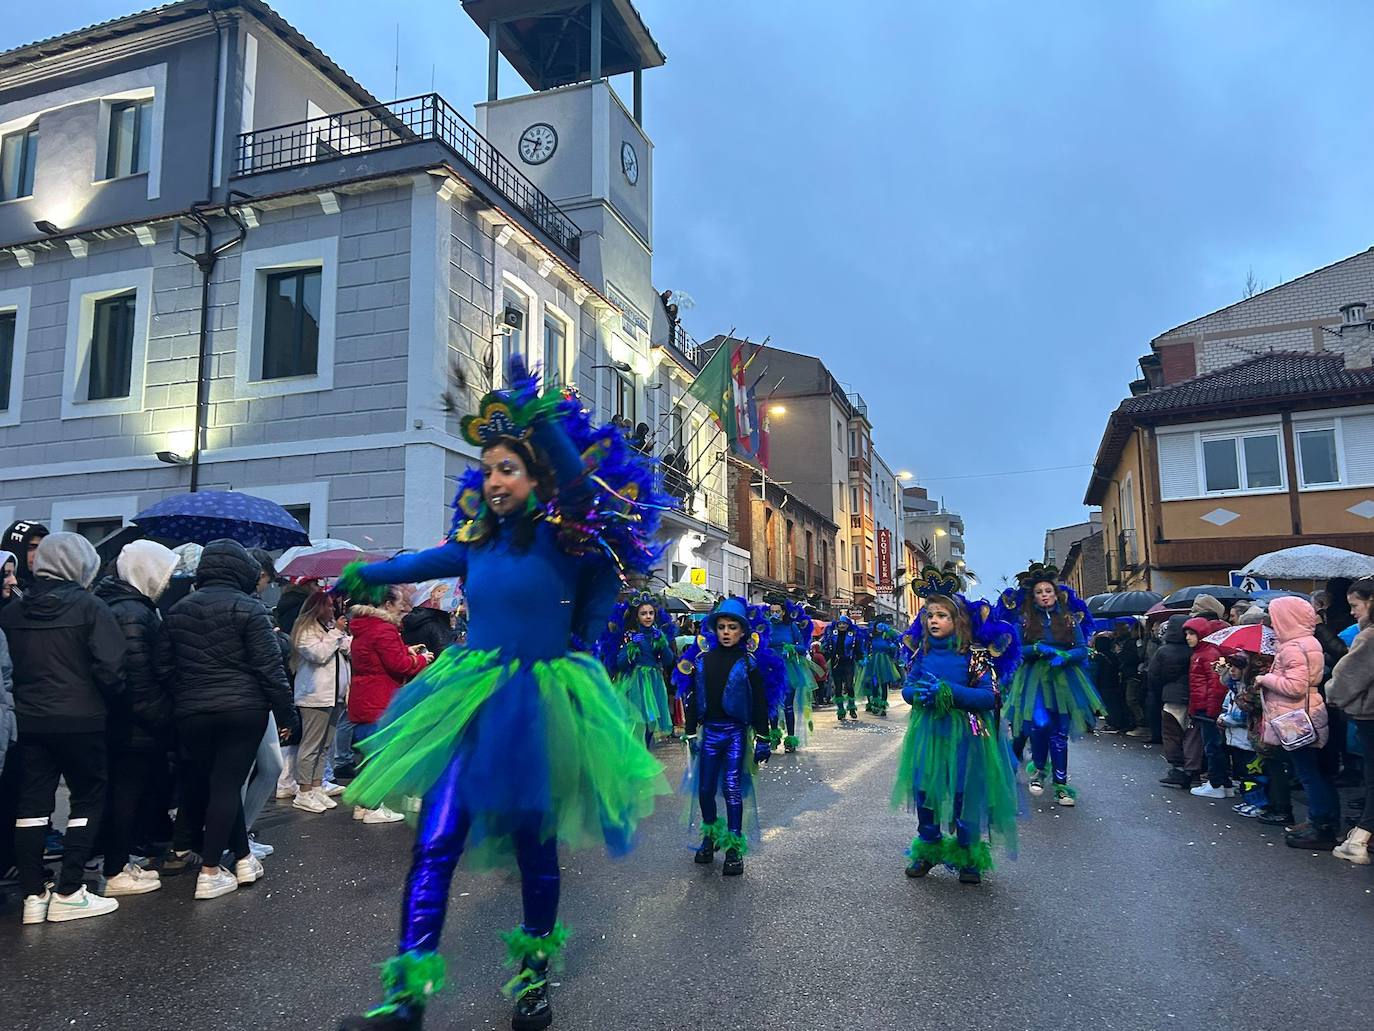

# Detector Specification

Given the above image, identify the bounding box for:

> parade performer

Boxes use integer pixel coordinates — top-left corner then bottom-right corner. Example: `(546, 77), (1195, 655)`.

(765, 594), (817, 751)
(893, 565), (1021, 885)
(336, 357), (671, 1031)
(676, 597), (782, 876)
(821, 614), (866, 721)
(609, 590), (676, 747)
(861, 621), (903, 716)
(999, 561), (1103, 806)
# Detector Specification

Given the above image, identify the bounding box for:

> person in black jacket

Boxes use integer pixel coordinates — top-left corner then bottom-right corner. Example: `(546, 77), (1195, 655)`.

(1153, 614), (1203, 789)
(1, 532), (126, 925)
(164, 539), (297, 902)
(3, 519), (49, 591)
(401, 582), (456, 658)
(93, 540), (180, 899)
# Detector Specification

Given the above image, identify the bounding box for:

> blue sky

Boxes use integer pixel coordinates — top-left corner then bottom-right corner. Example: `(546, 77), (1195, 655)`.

(11, 1), (1374, 589)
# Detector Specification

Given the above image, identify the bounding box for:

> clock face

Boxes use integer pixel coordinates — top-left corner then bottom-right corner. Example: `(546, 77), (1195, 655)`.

(621, 141), (639, 184)
(519, 123), (557, 165)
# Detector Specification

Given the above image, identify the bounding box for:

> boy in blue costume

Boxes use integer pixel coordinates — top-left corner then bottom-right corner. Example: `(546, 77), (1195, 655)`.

(765, 594), (816, 751)
(336, 358), (670, 1031)
(893, 566), (1021, 885)
(681, 598), (772, 876)
(822, 614), (866, 721)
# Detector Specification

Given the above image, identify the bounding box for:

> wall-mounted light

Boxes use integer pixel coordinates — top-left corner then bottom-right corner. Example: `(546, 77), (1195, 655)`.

(33, 220), (62, 236)
(592, 361), (633, 373)
(769, 404), (787, 416)
(156, 450), (191, 466)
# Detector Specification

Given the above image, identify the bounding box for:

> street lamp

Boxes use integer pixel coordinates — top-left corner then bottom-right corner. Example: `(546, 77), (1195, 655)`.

(768, 404), (786, 416)
(897, 470), (913, 481)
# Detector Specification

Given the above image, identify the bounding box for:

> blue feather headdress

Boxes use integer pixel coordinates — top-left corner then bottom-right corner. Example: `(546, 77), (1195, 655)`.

(672, 597), (787, 718)
(994, 559), (1098, 640)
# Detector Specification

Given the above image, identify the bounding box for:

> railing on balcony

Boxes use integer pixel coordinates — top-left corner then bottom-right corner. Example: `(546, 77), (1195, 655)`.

(670, 322), (704, 367)
(847, 392), (868, 419)
(235, 94), (581, 260)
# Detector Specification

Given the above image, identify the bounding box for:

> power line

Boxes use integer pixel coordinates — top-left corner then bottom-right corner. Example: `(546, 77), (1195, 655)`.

(917, 463), (1093, 483)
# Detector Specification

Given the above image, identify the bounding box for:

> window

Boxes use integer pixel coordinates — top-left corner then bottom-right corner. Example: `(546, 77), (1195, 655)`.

(0, 311), (13, 412)
(1, 125), (37, 201)
(836, 420), (842, 447)
(613, 369), (636, 423)
(87, 292), (136, 401)
(1201, 432), (1282, 493)
(849, 429), (857, 457)
(261, 268), (321, 380)
(852, 545), (860, 572)
(543, 313), (566, 386)
(73, 518), (123, 547)
(105, 99), (152, 179)
(1298, 428), (1340, 486)
(283, 505), (311, 535)
(851, 486), (859, 511)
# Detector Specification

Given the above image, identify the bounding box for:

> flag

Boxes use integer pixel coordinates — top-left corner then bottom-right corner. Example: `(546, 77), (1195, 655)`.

(730, 345), (754, 452)
(753, 390), (771, 470)
(686, 340), (734, 434)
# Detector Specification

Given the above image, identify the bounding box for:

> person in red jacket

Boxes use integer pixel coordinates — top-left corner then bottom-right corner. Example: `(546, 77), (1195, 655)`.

(347, 586), (431, 824)
(1184, 617), (1231, 799)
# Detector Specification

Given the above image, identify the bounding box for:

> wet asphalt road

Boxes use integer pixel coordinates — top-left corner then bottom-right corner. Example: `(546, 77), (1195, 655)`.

(3, 701), (1368, 1031)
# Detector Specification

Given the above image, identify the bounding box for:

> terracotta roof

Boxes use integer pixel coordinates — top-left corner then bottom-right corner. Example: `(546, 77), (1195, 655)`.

(1119, 351), (1374, 415)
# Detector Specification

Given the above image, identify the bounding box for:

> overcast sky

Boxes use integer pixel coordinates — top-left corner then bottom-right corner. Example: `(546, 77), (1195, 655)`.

(13, 1), (1374, 589)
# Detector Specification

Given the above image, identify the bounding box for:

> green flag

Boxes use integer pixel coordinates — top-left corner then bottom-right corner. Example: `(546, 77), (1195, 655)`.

(686, 341), (734, 437)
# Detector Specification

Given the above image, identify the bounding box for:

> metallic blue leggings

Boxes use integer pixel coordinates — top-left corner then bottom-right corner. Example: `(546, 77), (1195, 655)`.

(697, 722), (747, 835)
(1026, 697), (1071, 784)
(917, 792), (970, 848)
(398, 751), (559, 955)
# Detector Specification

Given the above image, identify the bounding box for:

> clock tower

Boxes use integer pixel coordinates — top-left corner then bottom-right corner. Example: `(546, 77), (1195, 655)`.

(463, 0), (664, 319)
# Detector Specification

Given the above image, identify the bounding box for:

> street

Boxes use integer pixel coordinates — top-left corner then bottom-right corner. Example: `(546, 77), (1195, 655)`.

(4, 704), (1367, 1031)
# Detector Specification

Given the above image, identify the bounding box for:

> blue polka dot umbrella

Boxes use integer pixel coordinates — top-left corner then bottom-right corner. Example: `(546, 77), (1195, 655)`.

(133, 491), (310, 550)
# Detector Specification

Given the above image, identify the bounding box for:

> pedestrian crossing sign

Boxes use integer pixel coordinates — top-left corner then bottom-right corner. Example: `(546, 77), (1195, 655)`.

(1230, 570), (1269, 593)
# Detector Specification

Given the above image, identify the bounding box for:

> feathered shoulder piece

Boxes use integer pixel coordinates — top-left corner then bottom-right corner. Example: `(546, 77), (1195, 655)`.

(446, 357), (676, 580)
(593, 589), (674, 669)
(903, 593), (1022, 683)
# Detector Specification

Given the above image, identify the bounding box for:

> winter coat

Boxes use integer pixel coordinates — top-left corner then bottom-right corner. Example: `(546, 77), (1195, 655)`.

(2, 519), (48, 589)
(1185, 617), (1228, 718)
(1257, 597), (1328, 748)
(401, 606), (455, 659)
(292, 619), (352, 709)
(1328, 619), (1374, 720)
(1148, 615), (1191, 705)
(93, 576), (176, 751)
(347, 606), (430, 725)
(275, 584), (315, 636)
(0, 628), (14, 773)
(163, 539), (296, 732)
(0, 532), (126, 735)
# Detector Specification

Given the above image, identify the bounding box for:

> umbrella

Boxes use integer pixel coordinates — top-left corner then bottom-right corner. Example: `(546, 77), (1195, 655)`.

(1161, 585), (1252, 608)
(1087, 591), (1163, 617)
(1145, 601), (1189, 624)
(1203, 623), (1277, 656)
(665, 581), (715, 606)
(94, 523), (147, 563)
(133, 491), (310, 550)
(1242, 544), (1374, 580)
(279, 547), (388, 581)
(1248, 589), (1309, 604)
(663, 595), (692, 614)
(278, 538), (369, 570)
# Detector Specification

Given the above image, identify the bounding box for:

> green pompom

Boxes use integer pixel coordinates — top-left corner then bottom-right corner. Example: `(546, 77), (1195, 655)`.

(500, 921), (570, 970)
(943, 839), (995, 874)
(375, 950), (446, 1010)
(907, 836), (944, 866)
(768, 726), (783, 748)
(337, 560), (387, 605)
(783, 734), (800, 750)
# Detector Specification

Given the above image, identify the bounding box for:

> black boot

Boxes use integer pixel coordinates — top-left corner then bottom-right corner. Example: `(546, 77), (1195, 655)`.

(958, 868), (982, 885)
(1286, 822), (1338, 849)
(722, 848), (744, 876)
(904, 859), (935, 878)
(1158, 768), (1191, 790)
(510, 960), (552, 1031)
(1258, 809), (1296, 826)
(694, 837), (715, 864)
(338, 1005), (422, 1030)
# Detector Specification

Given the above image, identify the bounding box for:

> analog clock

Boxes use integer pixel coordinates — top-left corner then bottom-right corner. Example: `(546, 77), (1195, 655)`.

(518, 123), (557, 165)
(621, 141), (639, 185)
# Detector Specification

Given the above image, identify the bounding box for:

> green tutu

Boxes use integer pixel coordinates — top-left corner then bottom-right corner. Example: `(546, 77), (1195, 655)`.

(618, 664), (673, 735)
(344, 647), (669, 869)
(1004, 659), (1105, 738)
(891, 698), (1020, 861)
(862, 652), (902, 690)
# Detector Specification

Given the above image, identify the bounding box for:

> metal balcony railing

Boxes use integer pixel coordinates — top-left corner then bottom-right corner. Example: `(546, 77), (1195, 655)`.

(847, 392), (868, 418)
(235, 94), (581, 260)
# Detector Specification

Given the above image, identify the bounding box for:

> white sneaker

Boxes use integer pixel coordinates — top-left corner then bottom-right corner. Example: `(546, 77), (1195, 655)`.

(275, 781), (300, 800)
(361, 805), (405, 825)
(195, 868), (238, 900)
(104, 864), (162, 896)
(293, 790), (327, 813)
(22, 890), (51, 925)
(353, 806), (367, 821)
(1190, 784), (1233, 799)
(46, 886), (119, 922)
(248, 837), (274, 859)
(320, 781), (346, 797)
(311, 787), (339, 810)
(235, 855), (265, 885)
(1027, 780), (1045, 798)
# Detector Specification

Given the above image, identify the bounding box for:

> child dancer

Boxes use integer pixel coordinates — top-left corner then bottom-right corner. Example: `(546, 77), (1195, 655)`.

(610, 591), (676, 748)
(822, 615), (866, 721)
(765, 594), (817, 752)
(861, 621), (903, 716)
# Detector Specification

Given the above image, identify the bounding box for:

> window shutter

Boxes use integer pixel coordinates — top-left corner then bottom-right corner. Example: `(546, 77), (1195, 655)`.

(1157, 432), (1199, 500)
(1341, 414), (1374, 486)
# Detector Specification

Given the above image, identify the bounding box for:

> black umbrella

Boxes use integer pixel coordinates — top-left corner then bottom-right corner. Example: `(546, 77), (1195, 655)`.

(1161, 584), (1251, 608)
(663, 595), (691, 613)
(1087, 591), (1164, 617)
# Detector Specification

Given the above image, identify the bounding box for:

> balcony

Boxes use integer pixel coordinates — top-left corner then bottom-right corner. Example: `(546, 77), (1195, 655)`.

(235, 94), (581, 260)
(847, 392), (869, 419)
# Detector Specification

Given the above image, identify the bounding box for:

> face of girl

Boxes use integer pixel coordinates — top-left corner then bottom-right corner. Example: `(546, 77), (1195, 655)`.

(1185, 630), (1199, 648)
(926, 604), (955, 639)
(384, 593), (413, 618)
(716, 617), (745, 648)
(482, 444), (535, 516)
(1, 559), (15, 598)
(1033, 581), (1057, 610)
(1349, 592), (1371, 624)
(636, 604), (656, 628)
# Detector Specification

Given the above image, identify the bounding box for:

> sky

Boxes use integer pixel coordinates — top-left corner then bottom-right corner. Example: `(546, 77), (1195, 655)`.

(11, 1), (1374, 589)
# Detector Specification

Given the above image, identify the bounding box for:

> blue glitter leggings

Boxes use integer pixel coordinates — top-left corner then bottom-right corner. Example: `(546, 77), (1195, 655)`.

(1024, 696), (1071, 784)
(398, 751), (559, 955)
(697, 721), (747, 835)
(917, 792), (971, 849)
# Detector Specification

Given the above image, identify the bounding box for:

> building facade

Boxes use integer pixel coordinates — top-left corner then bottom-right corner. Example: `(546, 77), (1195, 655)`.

(0, 0), (732, 587)
(902, 485), (966, 572)
(726, 454), (836, 608)
(870, 448), (905, 622)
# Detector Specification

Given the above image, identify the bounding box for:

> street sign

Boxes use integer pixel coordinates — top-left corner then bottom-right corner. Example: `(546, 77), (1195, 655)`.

(1229, 570), (1269, 592)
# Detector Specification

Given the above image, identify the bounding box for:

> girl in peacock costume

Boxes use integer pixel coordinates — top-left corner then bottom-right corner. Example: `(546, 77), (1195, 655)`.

(765, 594), (818, 751)
(997, 560), (1103, 807)
(674, 597), (785, 876)
(893, 565), (1022, 885)
(860, 621), (904, 716)
(336, 357), (672, 1031)
(821, 614), (868, 721)
(605, 590), (677, 748)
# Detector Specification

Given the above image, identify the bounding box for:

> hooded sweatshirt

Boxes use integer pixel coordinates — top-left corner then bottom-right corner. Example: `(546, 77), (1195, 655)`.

(94, 541), (180, 750)
(1148, 614), (1191, 705)
(1184, 617), (1228, 718)
(3, 520), (49, 587)
(1329, 618), (1374, 720)
(1257, 596), (1328, 748)
(0, 548), (18, 613)
(0, 532), (126, 733)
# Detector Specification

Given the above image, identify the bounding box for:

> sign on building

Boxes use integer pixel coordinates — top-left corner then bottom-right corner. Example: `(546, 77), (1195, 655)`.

(690, 567), (707, 586)
(876, 528), (894, 591)
(1229, 570), (1270, 592)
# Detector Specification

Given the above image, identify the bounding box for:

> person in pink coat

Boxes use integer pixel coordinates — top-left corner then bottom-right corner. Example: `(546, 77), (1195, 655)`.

(1258, 596), (1340, 849)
